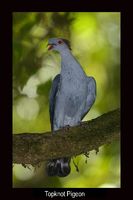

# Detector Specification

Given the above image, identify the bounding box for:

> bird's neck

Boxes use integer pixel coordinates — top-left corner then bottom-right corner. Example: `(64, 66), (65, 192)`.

(60, 49), (73, 61)
(60, 50), (85, 76)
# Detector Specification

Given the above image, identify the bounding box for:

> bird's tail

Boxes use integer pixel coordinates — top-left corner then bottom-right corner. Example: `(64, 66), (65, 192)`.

(46, 158), (71, 177)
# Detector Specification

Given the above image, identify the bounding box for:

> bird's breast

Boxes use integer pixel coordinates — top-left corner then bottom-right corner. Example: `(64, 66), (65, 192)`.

(57, 75), (87, 112)
(54, 74), (88, 129)
(60, 73), (87, 93)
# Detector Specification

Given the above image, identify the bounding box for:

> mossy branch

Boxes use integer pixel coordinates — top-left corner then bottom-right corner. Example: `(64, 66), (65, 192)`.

(13, 109), (120, 165)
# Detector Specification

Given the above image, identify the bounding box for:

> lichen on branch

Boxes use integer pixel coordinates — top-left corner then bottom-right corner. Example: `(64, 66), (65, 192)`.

(13, 108), (120, 165)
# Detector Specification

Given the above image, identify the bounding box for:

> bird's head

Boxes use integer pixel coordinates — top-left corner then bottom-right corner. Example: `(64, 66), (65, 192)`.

(47, 38), (71, 53)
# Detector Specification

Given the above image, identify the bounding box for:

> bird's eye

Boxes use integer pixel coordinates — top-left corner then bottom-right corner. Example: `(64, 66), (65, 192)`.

(58, 40), (63, 44)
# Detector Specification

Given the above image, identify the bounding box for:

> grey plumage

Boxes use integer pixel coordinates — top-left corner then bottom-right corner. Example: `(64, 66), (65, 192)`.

(49, 74), (60, 131)
(46, 38), (96, 177)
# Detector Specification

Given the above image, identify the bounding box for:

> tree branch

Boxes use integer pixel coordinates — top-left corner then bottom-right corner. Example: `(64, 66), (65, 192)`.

(13, 108), (120, 165)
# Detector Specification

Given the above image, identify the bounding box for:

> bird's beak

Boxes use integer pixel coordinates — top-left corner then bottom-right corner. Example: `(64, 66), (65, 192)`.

(47, 44), (53, 50)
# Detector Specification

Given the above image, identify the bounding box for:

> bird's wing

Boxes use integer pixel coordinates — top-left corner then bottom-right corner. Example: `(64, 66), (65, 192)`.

(81, 76), (96, 120)
(49, 74), (60, 131)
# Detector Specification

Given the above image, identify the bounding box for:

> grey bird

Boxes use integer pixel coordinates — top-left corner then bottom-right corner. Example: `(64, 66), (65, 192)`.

(46, 38), (96, 177)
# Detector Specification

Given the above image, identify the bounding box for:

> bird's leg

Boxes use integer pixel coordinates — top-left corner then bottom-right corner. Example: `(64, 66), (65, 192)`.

(62, 125), (70, 133)
(79, 121), (88, 128)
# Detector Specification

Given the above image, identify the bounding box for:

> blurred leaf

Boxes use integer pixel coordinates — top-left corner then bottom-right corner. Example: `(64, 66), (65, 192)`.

(37, 80), (51, 96)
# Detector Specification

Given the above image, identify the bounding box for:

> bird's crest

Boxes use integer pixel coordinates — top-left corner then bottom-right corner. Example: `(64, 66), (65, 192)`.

(60, 38), (72, 50)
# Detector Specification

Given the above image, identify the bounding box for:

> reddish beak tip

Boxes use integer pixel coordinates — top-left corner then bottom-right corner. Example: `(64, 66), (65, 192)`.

(47, 44), (53, 50)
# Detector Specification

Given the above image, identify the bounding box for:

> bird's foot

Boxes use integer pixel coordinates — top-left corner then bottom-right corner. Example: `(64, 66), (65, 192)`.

(79, 121), (88, 128)
(62, 125), (70, 132)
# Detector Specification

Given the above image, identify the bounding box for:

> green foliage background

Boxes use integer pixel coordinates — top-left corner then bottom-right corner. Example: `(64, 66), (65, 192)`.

(13, 12), (120, 188)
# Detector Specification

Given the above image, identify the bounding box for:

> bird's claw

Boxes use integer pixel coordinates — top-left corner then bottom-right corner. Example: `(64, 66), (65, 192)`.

(79, 121), (87, 128)
(62, 125), (70, 132)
